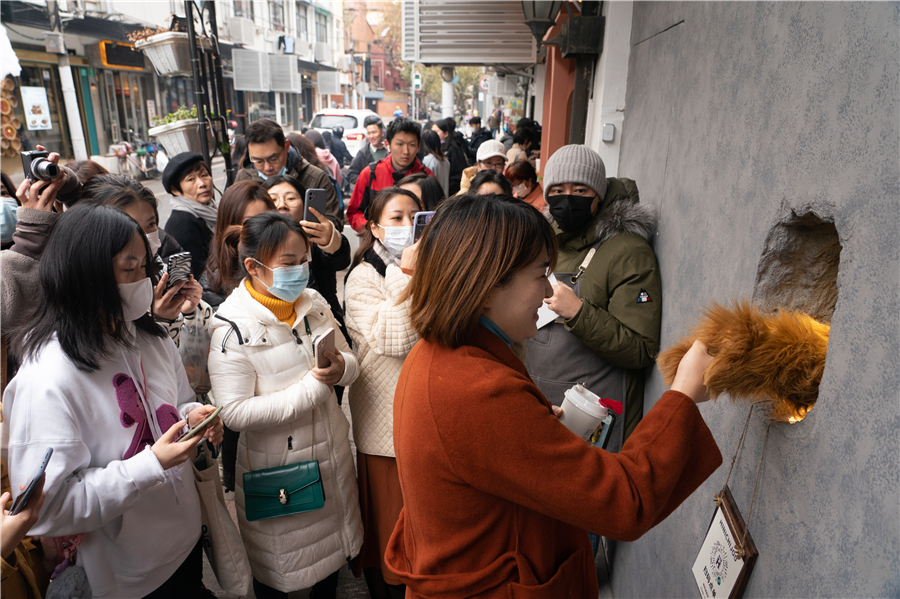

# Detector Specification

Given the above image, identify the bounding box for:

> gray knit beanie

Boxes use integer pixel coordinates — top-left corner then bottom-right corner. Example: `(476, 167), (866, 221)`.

(543, 145), (608, 199)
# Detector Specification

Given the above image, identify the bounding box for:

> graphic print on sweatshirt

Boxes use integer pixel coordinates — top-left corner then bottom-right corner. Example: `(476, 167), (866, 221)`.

(113, 373), (180, 459)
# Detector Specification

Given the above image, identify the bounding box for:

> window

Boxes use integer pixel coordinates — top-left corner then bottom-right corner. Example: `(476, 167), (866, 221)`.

(234, 0), (254, 20)
(309, 114), (357, 129)
(315, 12), (328, 44)
(296, 3), (308, 40)
(269, 0), (285, 32)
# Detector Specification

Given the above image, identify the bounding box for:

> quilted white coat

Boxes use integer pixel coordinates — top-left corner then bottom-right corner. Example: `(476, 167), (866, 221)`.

(344, 257), (418, 457)
(207, 281), (363, 592)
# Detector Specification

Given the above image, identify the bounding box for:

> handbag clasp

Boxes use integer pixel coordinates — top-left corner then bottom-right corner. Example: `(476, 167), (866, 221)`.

(279, 489), (288, 505)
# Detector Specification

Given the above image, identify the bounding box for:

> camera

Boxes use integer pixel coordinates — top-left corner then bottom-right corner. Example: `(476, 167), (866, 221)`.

(21, 150), (60, 181)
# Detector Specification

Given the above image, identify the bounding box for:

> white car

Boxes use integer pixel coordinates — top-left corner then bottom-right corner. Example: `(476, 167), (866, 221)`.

(308, 109), (380, 158)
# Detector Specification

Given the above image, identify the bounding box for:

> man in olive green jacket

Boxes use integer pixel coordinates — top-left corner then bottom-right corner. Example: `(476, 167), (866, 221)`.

(526, 145), (662, 450)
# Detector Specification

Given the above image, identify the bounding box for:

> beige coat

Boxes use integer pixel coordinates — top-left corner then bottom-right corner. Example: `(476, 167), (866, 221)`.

(344, 252), (418, 457)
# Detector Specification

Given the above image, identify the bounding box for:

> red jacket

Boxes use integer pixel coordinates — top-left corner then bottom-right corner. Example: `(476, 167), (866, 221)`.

(386, 327), (722, 598)
(347, 156), (434, 231)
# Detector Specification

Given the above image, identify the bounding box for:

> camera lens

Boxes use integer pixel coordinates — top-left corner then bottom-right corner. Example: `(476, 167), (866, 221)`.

(31, 158), (60, 181)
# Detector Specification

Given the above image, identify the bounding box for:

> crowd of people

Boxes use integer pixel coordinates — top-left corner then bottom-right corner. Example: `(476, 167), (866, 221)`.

(0, 113), (725, 599)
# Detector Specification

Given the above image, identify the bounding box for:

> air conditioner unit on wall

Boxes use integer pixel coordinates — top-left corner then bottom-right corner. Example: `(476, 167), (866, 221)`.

(233, 50), (270, 91)
(227, 16), (256, 46)
(314, 42), (332, 64)
(295, 40), (314, 61)
(269, 55), (301, 93)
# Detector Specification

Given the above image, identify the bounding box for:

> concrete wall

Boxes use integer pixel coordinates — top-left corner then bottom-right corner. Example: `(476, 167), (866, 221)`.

(615, 2), (899, 597)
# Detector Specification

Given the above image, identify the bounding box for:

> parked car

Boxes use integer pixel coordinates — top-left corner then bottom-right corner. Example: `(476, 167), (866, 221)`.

(308, 109), (379, 158)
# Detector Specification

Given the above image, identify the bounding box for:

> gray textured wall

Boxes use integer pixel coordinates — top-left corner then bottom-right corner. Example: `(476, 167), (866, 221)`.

(615, 2), (899, 597)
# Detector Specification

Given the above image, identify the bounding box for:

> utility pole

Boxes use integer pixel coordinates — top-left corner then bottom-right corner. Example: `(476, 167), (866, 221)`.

(48, 0), (88, 159)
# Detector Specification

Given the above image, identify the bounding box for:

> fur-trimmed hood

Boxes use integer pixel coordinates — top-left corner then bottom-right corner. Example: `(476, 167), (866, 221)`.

(544, 198), (656, 248)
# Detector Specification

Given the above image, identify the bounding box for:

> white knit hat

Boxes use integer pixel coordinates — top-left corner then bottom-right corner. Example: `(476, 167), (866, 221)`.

(543, 145), (608, 199)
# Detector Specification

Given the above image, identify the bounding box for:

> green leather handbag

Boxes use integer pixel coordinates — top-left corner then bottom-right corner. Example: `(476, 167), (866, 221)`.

(242, 407), (325, 522)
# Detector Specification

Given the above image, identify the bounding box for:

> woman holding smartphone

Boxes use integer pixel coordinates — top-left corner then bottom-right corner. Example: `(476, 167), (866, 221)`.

(207, 212), (362, 599)
(343, 187), (422, 599)
(4, 204), (223, 599)
(384, 194), (723, 598)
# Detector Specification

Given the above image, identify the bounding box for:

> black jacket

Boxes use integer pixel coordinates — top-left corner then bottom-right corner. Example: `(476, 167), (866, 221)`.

(444, 142), (467, 196)
(467, 128), (494, 161)
(164, 211), (212, 279)
(348, 144), (374, 186)
(330, 138), (354, 167)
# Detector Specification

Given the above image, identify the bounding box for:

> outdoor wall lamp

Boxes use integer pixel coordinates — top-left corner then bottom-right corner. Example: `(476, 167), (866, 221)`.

(521, 1), (562, 47)
(542, 5), (605, 58)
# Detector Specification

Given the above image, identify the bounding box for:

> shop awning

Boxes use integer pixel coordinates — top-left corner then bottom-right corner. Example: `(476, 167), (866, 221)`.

(364, 91), (385, 99)
(298, 58), (336, 73)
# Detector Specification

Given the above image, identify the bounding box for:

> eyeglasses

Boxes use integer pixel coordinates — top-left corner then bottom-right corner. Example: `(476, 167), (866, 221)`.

(481, 160), (506, 171)
(274, 195), (303, 206)
(249, 150), (285, 167)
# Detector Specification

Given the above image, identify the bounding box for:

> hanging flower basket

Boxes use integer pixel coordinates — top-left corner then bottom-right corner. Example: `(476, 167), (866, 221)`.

(134, 32), (211, 77)
(148, 118), (219, 157)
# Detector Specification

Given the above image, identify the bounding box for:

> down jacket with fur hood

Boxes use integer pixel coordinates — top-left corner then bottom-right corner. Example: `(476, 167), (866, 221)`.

(344, 247), (419, 457)
(529, 178), (662, 441)
(207, 282), (363, 592)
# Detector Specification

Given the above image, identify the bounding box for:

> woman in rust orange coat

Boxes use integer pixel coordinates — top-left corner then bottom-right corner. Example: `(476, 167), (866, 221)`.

(385, 193), (724, 598)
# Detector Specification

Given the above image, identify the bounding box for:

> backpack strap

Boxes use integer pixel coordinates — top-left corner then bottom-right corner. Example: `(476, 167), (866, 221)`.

(361, 161), (378, 220)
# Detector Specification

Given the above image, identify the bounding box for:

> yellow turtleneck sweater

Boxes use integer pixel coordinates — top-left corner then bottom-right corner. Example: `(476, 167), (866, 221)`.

(245, 279), (296, 326)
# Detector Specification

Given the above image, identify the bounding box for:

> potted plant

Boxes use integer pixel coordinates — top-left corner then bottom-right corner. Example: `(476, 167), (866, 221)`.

(130, 26), (211, 78)
(148, 106), (225, 157)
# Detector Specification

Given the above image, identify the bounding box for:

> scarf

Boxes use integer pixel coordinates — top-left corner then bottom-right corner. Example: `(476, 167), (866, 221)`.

(169, 193), (218, 232)
(374, 237), (401, 266)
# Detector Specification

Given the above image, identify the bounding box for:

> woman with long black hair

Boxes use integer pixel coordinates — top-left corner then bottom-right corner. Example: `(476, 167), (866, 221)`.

(4, 204), (223, 599)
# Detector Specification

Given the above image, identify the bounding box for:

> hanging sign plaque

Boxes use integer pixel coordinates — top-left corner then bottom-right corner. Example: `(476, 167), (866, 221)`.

(691, 486), (757, 599)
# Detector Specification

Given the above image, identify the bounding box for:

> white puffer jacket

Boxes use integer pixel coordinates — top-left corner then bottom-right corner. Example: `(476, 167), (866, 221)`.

(207, 282), (363, 592)
(344, 249), (418, 457)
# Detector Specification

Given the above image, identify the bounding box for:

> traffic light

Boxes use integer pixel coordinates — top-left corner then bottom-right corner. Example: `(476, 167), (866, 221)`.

(364, 57), (372, 82)
(414, 73), (421, 90)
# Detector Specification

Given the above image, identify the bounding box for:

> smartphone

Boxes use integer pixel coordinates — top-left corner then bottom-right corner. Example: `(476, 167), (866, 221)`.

(9, 448), (53, 515)
(177, 405), (223, 443)
(165, 251), (192, 293)
(303, 189), (327, 224)
(589, 412), (617, 450)
(313, 327), (335, 369)
(413, 211), (435, 242)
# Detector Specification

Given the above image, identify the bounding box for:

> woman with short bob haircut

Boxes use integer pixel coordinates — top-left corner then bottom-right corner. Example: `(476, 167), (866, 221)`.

(386, 194), (723, 598)
(6, 204), (222, 599)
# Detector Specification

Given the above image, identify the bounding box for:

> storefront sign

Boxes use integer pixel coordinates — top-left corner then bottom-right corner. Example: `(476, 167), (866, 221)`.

(147, 99), (157, 122)
(691, 486), (757, 599)
(20, 86), (51, 130)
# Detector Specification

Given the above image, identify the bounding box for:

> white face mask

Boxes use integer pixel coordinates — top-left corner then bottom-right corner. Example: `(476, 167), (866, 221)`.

(119, 277), (153, 321)
(513, 183), (530, 198)
(377, 224), (414, 260)
(145, 229), (161, 256)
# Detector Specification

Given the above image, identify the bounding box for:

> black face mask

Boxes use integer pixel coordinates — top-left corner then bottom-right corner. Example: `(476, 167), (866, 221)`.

(547, 194), (596, 232)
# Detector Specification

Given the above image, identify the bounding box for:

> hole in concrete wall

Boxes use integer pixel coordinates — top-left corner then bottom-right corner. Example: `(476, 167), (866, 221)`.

(752, 211), (841, 422)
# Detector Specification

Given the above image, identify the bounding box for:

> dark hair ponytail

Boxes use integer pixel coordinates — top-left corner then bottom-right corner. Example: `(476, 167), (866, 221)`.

(237, 212), (309, 278)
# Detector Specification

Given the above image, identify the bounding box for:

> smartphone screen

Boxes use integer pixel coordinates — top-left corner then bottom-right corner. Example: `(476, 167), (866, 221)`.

(303, 189), (327, 224)
(413, 211), (436, 242)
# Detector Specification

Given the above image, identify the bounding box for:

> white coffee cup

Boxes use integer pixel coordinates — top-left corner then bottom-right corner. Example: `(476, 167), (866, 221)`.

(558, 384), (608, 442)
